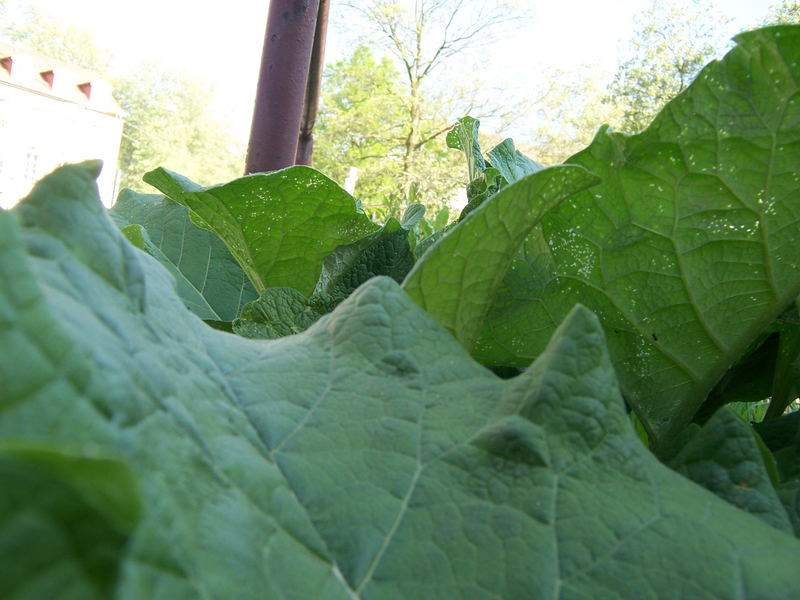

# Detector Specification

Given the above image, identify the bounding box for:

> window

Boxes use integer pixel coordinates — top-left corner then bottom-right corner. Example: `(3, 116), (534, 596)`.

(40, 70), (54, 87)
(24, 151), (38, 181)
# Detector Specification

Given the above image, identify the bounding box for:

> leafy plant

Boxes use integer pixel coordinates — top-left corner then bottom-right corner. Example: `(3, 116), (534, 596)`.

(3, 24), (800, 600)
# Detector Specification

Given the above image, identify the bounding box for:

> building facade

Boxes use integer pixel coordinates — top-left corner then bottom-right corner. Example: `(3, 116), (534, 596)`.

(0, 42), (123, 209)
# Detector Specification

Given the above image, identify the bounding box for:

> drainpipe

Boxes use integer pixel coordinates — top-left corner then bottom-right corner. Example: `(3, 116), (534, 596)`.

(296, 0), (329, 166)
(245, 0), (321, 174)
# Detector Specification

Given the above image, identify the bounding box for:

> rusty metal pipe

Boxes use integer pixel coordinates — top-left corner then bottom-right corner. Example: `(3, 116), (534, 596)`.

(245, 0), (320, 174)
(295, 0), (330, 166)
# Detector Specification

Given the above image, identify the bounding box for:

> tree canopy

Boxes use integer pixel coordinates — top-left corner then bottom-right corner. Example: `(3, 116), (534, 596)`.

(314, 0), (524, 217)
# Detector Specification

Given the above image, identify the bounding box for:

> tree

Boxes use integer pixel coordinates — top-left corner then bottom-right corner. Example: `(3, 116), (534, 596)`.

(314, 45), (465, 217)
(0, 1), (243, 193)
(764, 0), (800, 24)
(332, 0), (522, 211)
(0, 1), (108, 73)
(608, 0), (731, 134)
(114, 67), (244, 191)
(526, 67), (624, 165)
(313, 46), (407, 215)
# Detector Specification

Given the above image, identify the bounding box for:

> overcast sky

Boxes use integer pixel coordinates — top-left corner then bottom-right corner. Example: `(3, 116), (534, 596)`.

(17, 0), (783, 140)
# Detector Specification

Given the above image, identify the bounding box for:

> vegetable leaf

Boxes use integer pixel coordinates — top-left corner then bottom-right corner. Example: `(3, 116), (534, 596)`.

(400, 203), (425, 230)
(472, 26), (800, 442)
(232, 287), (323, 339)
(0, 445), (138, 599)
(404, 165), (599, 351)
(315, 217), (415, 302)
(143, 166), (379, 295)
(110, 189), (258, 322)
(667, 407), (792, 532)
(487, 138), (543, 184)
(237, 218), (417, 340)
(4, 162), (800, 598)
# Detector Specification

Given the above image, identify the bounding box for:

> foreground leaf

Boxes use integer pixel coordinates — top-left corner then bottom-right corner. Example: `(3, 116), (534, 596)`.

(0, 445), (138, 599)
(2, 163), (800, 598)
(110, 189), (257, 321)
(474, 26), (800, 442)
(144, 166), (379, 295)
(667, 407), (792, 532)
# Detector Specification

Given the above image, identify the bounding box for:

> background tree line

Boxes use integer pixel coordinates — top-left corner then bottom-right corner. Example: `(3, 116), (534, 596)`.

(1, 0), (798, 217)
(0, 0), (244, 191)
(318, 0), (800, 215)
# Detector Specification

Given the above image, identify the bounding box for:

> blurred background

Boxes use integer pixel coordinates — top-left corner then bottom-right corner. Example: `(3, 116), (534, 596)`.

(0, 0), (794, 216)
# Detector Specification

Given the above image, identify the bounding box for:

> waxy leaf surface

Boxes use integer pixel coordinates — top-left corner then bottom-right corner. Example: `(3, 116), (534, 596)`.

(668, 407), (792, 532)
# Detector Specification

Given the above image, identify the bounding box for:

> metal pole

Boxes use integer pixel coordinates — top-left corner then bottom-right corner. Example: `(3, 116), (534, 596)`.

(296, 0), (330, 166)
(245, 0), (320, 174)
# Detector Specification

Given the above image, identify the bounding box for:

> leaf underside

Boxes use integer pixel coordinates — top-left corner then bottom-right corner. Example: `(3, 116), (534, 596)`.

(110, 190), (257, 321)
(469, 26), (800, 441)
(143, 166), (379, 296)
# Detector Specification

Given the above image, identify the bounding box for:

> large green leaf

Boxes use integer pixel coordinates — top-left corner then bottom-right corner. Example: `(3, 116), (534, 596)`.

(404, 165), (599, 351)
(315, 217), (415, 303)
(667, 407), (792, 532)
(109, 189), (258, 322)
(3, 163), (800, 598)
(232, 287), (323, 340)
(473, 26), (800, 442)
(487, 138), (543, 184)
(143, 166), (379, 295)
(0, 445), (139, 600)
(236, 218), (417, 340)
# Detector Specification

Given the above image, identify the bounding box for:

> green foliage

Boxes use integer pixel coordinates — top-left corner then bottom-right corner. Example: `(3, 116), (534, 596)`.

(667, 407), (792, 531)
(232, 287), (324, 339)
(436, 26), (800, 443)
(766, 0), (800, 24)
(114, 69), (244, 191)
(143, 166), (378, 295)
(314, 46), (407, 213)
(404, 162), (598, 350)
(0, 2), (243, 193)
(0, 444), (139, 599)
(608, 0), (731, 134)
(6, 23), (800, 600)
(109, 189), (257, 321)
(314, 45), (464, 217)
(3, 168), (800, 597)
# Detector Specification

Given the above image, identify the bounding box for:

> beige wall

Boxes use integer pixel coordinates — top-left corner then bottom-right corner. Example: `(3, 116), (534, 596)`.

(0, 83), (123, 209)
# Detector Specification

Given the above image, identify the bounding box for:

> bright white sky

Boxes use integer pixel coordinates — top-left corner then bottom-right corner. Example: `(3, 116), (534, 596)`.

(18, 0), (781, 142)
